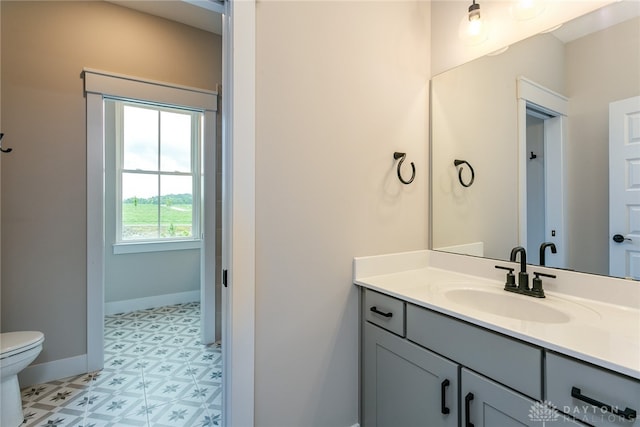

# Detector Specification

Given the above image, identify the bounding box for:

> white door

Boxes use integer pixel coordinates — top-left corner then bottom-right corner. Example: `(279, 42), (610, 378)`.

(609, 96), (640, 279)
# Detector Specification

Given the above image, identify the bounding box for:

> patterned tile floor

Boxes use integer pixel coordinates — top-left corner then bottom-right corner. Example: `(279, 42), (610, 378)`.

(20, 302), (222, 427)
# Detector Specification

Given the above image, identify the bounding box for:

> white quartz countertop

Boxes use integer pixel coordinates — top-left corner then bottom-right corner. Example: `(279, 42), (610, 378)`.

(354, 254), (640, 380)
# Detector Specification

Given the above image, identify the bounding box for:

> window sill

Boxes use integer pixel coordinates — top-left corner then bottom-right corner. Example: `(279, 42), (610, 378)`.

(113, 239), (202, 255)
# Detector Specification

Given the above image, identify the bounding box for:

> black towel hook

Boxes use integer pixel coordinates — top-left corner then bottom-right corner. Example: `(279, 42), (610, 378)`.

(454, 159), (474, 187)
(0, 133), (12, 153)
(393, 152), (415, 185)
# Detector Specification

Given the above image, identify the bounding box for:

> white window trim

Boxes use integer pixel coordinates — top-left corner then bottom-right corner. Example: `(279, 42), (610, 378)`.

(84, 69), (217, 252)
(84, 68), (218, 111)
(113, 239), (202, 255)
(112, 100), (203, 245)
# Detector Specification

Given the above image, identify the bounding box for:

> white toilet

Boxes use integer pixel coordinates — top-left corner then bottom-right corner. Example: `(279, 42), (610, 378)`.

(1, 331), (44, 427)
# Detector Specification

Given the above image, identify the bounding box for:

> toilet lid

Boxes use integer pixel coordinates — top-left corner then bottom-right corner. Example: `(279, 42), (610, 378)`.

(0, 331), (44, 359)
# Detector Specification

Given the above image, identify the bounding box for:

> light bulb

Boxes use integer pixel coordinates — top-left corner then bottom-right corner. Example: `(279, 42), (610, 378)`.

(467, 18), (483, 37)
(458, 1), (489, 45)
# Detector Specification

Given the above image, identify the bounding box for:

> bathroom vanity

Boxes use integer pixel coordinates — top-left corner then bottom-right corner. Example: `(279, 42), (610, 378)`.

(354, 250), (640, 427)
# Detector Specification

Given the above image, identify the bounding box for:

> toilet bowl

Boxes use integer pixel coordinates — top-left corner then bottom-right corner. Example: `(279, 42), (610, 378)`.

(1, 331), (44, 427)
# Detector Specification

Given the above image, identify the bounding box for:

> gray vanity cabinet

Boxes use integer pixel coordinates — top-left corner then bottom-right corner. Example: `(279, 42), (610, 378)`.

(406, 304), (542, 401)
(461, 369), (583, 427)
(362, 322), (458, 427)
(361, 289), (587, 427)
(546, 352), (640, 427)
(461, 368), (539, 427)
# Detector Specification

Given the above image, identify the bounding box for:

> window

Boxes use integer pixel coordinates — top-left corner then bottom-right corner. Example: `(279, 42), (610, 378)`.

(114, 100), (202, 243)
(84, 69), (217, 255)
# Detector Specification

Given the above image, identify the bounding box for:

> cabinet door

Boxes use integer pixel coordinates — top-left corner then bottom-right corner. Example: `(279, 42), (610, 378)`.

(546, 352), (639, 427)
(363, 322), (458, 427)
(461, 369), (585, 427)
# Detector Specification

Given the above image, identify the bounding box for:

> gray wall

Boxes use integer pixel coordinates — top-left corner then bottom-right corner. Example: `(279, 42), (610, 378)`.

(105, 249), (200, 303)
(565, 17), (640, 275)
(1, 1), (221, 364)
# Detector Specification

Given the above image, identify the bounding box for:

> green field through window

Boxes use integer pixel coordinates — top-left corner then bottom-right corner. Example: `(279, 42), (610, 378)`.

(122, 202), (193, 239)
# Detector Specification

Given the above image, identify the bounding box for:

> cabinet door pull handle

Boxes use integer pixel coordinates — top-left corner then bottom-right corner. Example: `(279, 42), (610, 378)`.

(571, 387), (637, 420)
(370, 306), (393, 318)
(440, 379), (450, 414)
(465, 392), (474, 427)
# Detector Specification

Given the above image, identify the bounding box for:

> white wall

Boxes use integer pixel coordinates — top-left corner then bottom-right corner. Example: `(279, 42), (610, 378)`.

(255, 1), (430, 425)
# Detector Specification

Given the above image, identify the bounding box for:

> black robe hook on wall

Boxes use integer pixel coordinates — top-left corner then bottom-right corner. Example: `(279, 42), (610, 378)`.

(0, 133), (13, 153)
(394, 152), (415, 185)
(454, 159), (474, 187)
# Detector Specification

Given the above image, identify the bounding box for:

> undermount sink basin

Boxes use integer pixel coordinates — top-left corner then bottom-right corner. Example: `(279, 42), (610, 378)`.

(444, 288), (574, 323)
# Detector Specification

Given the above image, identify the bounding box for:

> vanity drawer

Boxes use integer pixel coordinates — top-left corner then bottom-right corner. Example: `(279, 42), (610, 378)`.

(364, 289), (406, 337)
(546, 352), (640, 427)
(406, 304), (542, 400)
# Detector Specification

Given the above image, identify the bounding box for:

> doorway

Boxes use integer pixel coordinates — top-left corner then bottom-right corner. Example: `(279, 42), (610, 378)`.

(526, 111), (546, 263)
(88, 3), (259, 426)
(101, 97), (219, 346)
(525, 107), (563, 265)
(86, 67), (220, 369)
(517, 77), (568, 268)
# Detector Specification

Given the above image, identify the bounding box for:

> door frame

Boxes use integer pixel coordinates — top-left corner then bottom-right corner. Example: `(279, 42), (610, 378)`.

(517, 77), (568, 268)
(86, 2), (257, 425)
(85, 69), (219, 372)
(221, 1), (256, 426)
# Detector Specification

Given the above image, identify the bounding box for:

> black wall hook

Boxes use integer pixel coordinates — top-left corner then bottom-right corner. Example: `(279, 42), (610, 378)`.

(454, 159), (474, 187)
(394, 152), (415, 185)
(0, 133), (12, 153)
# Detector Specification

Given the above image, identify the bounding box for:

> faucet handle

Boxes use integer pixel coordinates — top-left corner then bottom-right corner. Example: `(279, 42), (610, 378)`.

(534, 272), (556, 279)
(495, 265), (516, 289)
(531, 272), (556, 298)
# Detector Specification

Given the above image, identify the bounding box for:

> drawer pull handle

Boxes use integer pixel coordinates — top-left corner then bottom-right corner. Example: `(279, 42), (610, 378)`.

(465, 392), (474, 427)
(440, 379), (450, 415)
(571, 387), (637, 420)
(370, 306), (393, 318)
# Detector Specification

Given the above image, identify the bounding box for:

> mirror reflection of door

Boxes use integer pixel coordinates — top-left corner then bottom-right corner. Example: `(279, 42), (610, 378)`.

(526, 110), (546, 264)
(609, 96), (640, 279)
(524, 102), (565, 269)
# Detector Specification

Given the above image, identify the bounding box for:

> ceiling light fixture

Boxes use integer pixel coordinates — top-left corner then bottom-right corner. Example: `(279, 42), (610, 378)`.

(468, 0), (481, 21)
(459, 0), (489, 45)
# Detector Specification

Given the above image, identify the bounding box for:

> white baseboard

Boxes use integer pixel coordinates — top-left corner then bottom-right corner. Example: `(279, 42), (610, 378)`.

(105, 290), (200, 315)
(18, 354), (87, 388)
(18, 292), (199, 388)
